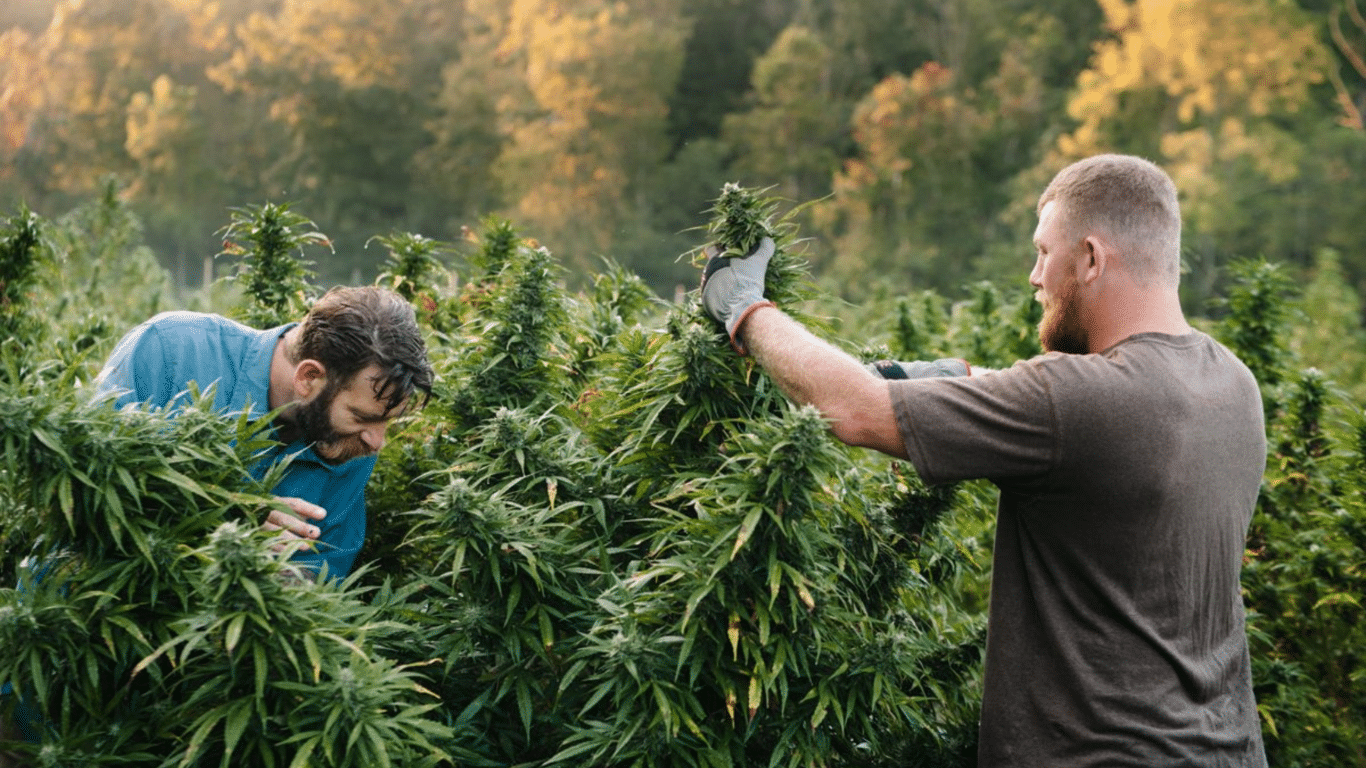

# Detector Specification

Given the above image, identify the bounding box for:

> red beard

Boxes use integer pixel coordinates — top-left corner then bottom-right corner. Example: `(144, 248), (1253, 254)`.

(1038, 274), (1089, 355)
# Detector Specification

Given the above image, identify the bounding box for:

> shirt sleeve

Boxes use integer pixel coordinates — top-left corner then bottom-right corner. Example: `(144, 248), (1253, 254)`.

(97, 315), (224, 412)
(888, 360), (1061, 486)
(97, 321), (173, 409)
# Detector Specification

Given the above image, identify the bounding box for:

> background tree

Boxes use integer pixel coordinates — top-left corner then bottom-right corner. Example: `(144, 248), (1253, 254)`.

(806, 2), (1100, 298)
(1329, 0), (1366, 130)
(0, 0), (271, 287)
(720, 26), (846, 206)
(491, 0), (690, 283)
(0, 27), (41, 181)
(207, 0), (463, 281)
(409, 0), (510, 247)
(817, 62), (990, 298)
(1050, 0), (1343, 304)
(2, 0), (1365, 322)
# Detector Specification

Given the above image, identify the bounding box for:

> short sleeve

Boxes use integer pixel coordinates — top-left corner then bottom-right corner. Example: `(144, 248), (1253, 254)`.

(889, 361), (1060, 486)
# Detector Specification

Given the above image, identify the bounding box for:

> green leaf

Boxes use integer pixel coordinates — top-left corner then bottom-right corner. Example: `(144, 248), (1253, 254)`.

(517, 679), (533, 740)
(253, 642), (268, 701)
(241, 577), (267, 614)
(303, 632), (322, 683)
(57, 473), (74, 527)
(224, 614), (245, 654)
(652, 682), (675, 735)
(30, 426), (71, 463)
(223, 701), (251, 760)
(286, 735), (321, 768)
(577, 679), (614, 717)
(179, 713), (220, 768)
(148, 466), (210, 499)
(731, 505), (763, 561)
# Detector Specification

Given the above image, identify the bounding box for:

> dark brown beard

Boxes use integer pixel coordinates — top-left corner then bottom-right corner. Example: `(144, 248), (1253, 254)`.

(314, 434), (372, 464)
(1038, 276), (1089, 355)
(275, 384), (369, 465)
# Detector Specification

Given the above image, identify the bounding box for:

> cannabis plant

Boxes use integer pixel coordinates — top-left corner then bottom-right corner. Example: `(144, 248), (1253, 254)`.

(0, 373), (450, 767)
(356, 187), (991, 766)
(0, 205), (47, 346)
(218, 203), (327, 328)
(1213, 259), (1297, 418)
(41, 181), (175, 375)
(1217, 263), (1366, 767)
(372, 232), (449, 302)
(16, 182), (1366, 768)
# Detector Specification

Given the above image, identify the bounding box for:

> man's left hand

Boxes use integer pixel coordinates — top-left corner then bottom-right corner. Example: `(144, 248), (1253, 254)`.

(866, 359), (971, 379)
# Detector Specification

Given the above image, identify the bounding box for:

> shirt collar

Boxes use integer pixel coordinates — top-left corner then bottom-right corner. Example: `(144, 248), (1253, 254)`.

(241, 322), (296, 416)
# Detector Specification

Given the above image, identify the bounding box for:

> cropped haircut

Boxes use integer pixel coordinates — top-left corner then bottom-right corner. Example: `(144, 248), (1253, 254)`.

(1037, 154), (1182, 286)
(290, 286), (433, 413)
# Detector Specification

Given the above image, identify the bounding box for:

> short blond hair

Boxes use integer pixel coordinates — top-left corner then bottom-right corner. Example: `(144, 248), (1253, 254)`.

(1038, 154), (1181, 286)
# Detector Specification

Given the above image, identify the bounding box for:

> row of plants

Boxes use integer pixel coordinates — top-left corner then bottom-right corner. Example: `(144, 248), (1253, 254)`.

(1, 186), (1363, 766)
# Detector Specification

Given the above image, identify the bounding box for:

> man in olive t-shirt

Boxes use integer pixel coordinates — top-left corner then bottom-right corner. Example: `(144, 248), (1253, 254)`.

(696, 154), (1268, 766)
(894, 333), (1266, 765)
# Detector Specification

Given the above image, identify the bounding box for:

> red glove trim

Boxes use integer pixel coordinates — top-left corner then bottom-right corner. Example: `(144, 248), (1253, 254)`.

(729, 300), (776, 355)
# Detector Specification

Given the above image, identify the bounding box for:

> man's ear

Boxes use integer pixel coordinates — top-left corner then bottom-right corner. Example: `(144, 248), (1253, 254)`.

(292, 359), (328, 400)
(1079, 235), (1108, 286)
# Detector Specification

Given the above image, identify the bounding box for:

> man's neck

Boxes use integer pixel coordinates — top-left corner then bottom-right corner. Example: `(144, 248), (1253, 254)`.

(1085, 288), (1192, 353)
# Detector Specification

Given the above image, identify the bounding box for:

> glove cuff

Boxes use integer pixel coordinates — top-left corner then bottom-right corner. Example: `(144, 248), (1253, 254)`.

(727, 300), (776, 355)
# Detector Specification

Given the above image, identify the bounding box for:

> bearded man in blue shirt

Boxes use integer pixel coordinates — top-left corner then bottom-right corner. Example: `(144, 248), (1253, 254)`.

(95, 284), (434, 579)
(0, 286), (433, 759)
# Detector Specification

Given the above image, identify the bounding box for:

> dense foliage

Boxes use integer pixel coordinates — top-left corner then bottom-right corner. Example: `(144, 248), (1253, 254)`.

(0, 185), (1364, 767)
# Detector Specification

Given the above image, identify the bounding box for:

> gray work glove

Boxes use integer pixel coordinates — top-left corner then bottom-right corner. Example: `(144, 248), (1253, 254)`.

(700, 236), (776, 354)
(866, 358), (971, 379)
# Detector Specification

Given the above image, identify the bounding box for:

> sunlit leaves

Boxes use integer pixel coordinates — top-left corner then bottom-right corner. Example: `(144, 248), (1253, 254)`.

(494, 0), (689, 259)
(1061, 0), (1333, 232)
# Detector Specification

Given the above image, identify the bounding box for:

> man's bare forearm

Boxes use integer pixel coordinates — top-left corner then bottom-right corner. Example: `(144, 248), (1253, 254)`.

(739, 305), (908, 458)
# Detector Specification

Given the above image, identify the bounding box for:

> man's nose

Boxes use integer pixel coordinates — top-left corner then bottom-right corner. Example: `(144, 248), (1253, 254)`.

(362, 425), (386, 453)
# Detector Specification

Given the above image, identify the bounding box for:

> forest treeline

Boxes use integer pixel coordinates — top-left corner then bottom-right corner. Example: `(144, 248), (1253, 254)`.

(2, 0), (1365, 304)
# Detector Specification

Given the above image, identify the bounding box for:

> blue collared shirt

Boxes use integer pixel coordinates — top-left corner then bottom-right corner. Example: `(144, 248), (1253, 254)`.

(97, 311), (373, 578)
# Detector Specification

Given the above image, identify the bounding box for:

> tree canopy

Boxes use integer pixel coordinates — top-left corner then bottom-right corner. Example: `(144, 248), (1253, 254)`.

(1, 0), (1364, 302)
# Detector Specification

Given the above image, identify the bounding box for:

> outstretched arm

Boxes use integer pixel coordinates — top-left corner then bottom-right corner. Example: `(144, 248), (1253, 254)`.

(739, 305), (909, 459)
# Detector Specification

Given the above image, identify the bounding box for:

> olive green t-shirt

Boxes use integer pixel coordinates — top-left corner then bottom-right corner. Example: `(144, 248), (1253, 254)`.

(890, 332), (1267, 767)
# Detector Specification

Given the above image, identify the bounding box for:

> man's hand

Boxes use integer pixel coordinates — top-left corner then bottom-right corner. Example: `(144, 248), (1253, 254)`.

(263, 496), (326, 553)
(866, 359), (971, 379)
(700, 236), (776, 354)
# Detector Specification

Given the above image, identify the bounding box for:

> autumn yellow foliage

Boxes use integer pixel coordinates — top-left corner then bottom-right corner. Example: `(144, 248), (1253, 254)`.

(1059, 0), (1333, 230)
